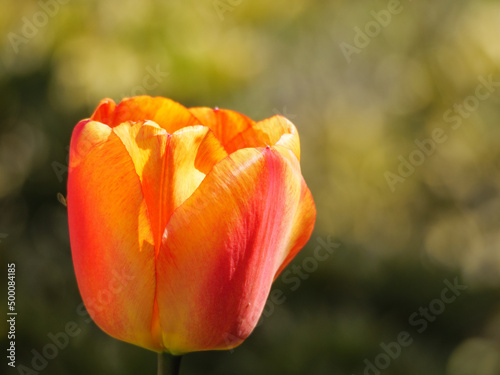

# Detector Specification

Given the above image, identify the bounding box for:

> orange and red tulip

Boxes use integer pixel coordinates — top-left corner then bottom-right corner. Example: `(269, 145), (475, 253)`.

(67, 96), (316, 355)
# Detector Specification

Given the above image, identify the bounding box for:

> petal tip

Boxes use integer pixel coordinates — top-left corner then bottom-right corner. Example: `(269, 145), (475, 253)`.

(69, 120), (112, 169)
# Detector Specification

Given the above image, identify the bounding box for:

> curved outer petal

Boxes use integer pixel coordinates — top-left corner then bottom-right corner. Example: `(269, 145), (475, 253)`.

(67, 120), (160, 351)
(155, 146), (316, 354)
(270, 145), (316, 278)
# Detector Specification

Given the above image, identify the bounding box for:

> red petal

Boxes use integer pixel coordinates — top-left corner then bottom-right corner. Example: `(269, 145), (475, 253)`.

(67, 120), (160, 351)
(155, 147), (316, 354)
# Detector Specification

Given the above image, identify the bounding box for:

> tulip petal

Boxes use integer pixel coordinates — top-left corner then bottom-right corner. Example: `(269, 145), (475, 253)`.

(270, 146), (316, 278)
(167, 126), (229, 214)
(111, 96), (200, 132)
(111, 120), (168, 255)
(189, 107), (255, 152)
(68, 121), (161, 351)
(155, 147), (315, 354)
(224, 115), (301, 160)
(90, 98), (117, 124)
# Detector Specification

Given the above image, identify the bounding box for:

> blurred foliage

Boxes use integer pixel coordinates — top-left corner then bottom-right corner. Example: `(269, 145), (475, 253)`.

(1, 0), (500, 374)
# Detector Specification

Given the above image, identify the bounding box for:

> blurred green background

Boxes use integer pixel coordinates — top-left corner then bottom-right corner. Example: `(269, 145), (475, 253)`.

(2, 0), (500, 374)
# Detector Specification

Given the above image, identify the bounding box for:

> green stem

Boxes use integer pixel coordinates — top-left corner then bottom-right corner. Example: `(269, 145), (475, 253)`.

(157, 353), (182, 375)
(172, 355), (182, 375)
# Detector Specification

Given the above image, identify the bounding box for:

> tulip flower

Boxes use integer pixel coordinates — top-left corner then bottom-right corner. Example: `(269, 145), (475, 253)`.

(67, 96), (316, 360)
